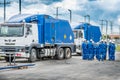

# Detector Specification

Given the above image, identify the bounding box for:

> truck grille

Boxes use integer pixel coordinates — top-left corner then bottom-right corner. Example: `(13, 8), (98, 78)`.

(4, 48), (16, 52)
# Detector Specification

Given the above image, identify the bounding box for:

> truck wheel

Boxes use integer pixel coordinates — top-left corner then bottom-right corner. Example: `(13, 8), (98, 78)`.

(65, 48), (72, 59)
(56, 48), (64, 60)
(29, 48), (37, 62)
(5, 56), (14, 62)
(36, 49), (41, 60)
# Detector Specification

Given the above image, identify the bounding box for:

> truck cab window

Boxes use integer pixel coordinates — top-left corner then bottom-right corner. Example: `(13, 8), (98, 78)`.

(79, 31), (83, 38)
(73, 31), (77, 39)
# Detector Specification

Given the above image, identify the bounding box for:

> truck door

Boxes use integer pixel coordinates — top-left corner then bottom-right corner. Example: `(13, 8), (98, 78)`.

(50, 23), (55, 43)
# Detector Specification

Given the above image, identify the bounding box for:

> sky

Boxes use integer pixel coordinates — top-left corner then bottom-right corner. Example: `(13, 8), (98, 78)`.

(0, 0), (120, 34)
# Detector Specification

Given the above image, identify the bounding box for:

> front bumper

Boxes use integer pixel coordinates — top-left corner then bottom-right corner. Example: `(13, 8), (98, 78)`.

(0, 46), (30, 58)
(0, 52), (30, 58)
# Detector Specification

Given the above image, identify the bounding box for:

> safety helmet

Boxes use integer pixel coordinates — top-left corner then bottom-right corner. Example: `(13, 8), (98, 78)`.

(104, 40), (107, 42)
(109, 40), (112, 43)
(101, 39), (103, 42)
(112, 41), (114, 43)
(90, 39), (93, 42)
(83, 39), (86, 42)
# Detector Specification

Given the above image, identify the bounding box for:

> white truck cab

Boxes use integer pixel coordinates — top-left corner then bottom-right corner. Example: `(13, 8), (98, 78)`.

(0, 23), (38, 61)
(73, 29), (84, 55)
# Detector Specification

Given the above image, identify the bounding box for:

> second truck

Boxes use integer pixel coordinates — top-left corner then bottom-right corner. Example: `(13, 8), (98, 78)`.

(73, 23), (101, 55)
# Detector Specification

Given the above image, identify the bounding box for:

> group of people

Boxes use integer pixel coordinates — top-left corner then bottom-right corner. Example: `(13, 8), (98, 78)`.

(82, 39), (116, 61)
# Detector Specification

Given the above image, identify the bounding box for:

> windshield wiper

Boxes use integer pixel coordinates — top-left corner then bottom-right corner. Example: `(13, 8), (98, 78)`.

(8, 34), (19, 37)
(0, 34), (23, 37)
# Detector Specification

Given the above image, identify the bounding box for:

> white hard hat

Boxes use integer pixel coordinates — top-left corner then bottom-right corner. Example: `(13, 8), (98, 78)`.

(90, 39), (92, 41)
(104, 40), (107, 42)
(109, 40), (112, 42)
(112, 41), (114, 43)
(82, 39), (86, 42)
(101, 39), (103, 42)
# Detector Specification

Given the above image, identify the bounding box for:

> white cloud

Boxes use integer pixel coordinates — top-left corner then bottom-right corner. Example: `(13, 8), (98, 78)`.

(52, 0), (79, 10)
(0, 0), (120, 34)
(23, 0), (39, 3)
(94, 0), (120, 11)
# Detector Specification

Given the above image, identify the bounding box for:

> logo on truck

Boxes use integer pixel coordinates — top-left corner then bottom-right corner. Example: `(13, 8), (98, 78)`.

(4, 39), (16, 45)
(64, 34), (67, 39)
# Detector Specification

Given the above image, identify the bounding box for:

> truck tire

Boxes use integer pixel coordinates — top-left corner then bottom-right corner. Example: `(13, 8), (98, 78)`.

(36, 49), (41, 60)
(56, 48), (64, 60)
(29, 48), (37, 62)
(5, 56), (14, 62)
(65, 48), (72, 59)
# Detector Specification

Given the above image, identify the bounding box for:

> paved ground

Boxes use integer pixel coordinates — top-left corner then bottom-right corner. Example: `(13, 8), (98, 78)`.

(0, 52), (120, 80)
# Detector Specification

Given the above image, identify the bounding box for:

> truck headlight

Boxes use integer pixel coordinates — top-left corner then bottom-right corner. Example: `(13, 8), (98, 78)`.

(19, 48), (25, 52)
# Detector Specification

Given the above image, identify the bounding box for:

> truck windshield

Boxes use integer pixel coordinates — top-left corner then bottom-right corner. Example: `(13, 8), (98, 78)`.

(73, 30), (83, 39)
(0, 24), (24, 37)
(73, 31), (77, 39)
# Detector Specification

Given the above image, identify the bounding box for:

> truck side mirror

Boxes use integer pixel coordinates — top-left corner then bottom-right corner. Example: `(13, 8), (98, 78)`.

(25, 26), (32, 38)
(25, 32), (28, 38)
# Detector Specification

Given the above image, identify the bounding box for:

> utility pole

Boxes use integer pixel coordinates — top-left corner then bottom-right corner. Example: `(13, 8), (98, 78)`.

(84, 15), (90, 40)
(68, 9), (72, 23)
(109, 21), (113, 34)
(100, 20), (104, 33)
(105, 20), (108, 41)
(1, 0), (11, 22)
(84, 15), (90, 24)
(56, 7), (60, 19)
(4, 0), (6, 22)
(100, 20), (104, 39)
(19, 0), (21, 14)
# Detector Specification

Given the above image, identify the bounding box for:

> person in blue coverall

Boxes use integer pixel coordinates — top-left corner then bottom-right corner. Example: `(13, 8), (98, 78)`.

(82, 39), (88, 60)
(98, 40), (105, 61)
(87, 39), (94, 60)
(108, 41), (116, 61)
(94, 42), (99, 60)
(103, 40), (107, 60)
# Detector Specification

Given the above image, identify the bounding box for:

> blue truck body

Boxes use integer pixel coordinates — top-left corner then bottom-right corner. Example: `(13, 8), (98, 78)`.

(73, 23), (101, 55)
(8, 14), (74, 44)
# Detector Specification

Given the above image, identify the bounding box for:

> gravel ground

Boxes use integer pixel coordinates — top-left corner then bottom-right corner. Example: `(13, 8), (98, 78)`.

(0, 52), (120, 80)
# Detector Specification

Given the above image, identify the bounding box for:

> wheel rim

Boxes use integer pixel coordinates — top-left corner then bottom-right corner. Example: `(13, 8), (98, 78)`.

(66, 48), (71, 58)
(59, 49), (64, 58)
(67, 50), (70, 58)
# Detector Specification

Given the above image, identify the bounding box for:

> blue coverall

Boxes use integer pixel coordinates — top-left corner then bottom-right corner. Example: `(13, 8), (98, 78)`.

(94, 43), (99, 60)
(108, 42), (116, 61)
(98, 41), (105, 61)
(82, 41), (88, 60)
(103, 42), (107, 60)
(88, 41), (94, 60)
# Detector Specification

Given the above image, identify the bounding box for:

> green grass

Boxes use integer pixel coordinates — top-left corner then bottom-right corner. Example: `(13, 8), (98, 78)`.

(116, 44), (120, 52)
